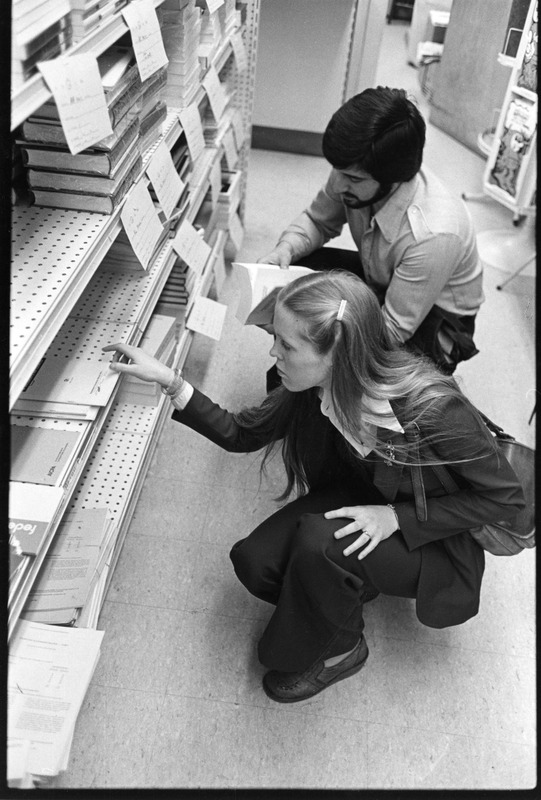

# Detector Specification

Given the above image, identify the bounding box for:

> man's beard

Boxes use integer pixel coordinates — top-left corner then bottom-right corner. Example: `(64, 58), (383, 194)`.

(342, 183), (393, 209)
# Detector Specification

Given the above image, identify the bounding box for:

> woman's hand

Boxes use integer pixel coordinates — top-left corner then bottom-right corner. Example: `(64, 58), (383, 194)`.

(325, 505), (399, 560)
(102, 343), (174, 387)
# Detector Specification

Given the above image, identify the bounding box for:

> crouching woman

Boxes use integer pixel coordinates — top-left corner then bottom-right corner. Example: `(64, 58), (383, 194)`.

(104, 271), (524, 703)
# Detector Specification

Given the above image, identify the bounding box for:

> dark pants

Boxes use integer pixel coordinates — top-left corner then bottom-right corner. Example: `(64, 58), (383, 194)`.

(267, 247), (478, 390)
(229, 418), (422, 673)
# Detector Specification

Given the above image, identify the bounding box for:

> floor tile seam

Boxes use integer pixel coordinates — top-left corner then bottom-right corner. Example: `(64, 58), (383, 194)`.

(179, 606), (271, 623)
(371, 631), (537, 660)
(364, 718), (539, 750)
(99, 597), (191, 612)
(88, 679), (168, 698)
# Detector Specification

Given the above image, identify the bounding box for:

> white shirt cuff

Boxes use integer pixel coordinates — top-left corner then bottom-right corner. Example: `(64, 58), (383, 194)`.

(170, 381), (194, 410)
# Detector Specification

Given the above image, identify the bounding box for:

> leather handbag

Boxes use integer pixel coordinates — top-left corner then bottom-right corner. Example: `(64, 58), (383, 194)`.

(404, 414), (536, 556)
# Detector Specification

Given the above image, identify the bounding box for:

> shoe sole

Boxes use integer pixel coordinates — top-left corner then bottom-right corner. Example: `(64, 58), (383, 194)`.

(262, 651), (368, 704)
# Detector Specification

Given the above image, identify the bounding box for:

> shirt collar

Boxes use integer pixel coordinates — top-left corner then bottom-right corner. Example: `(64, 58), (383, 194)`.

(370, 174), (421, 242)
(318, 388), (404, 433)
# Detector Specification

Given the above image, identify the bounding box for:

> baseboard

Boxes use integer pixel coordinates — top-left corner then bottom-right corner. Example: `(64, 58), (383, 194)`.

(251, 126), (324, 156)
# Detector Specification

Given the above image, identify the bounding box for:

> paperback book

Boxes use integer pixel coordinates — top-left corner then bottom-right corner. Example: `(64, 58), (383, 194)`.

(232, 262), (314, 325)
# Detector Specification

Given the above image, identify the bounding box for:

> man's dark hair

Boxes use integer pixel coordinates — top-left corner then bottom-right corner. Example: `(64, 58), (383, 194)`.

(322, 86), (426, 183)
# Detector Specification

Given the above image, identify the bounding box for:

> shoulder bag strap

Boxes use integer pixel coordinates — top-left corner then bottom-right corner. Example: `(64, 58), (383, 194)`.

(403, 422), (428, 522)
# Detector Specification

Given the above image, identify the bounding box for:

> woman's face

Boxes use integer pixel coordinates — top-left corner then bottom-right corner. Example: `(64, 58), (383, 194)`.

(270, 303), (333, 392)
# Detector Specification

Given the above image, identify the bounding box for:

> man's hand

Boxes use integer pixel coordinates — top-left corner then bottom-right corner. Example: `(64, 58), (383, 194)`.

(257, 242), (294, 269)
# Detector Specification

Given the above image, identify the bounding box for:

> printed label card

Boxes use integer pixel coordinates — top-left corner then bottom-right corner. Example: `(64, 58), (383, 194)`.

(122, 0), (169, 82)
(178, 104), (206, 163)
(38, 55), (113, 155)
(172, 219), (211, 275)
(231, 30), (248, 73)
(146, 140), (185, 220)
(121, 178), (164, 269)
(202, 65), (228, 121)
(186, 295), (227, 341)
(221, 125), (239, 170)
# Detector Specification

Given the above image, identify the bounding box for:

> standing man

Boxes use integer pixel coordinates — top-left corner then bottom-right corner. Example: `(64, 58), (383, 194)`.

(259, 86), (483, 375)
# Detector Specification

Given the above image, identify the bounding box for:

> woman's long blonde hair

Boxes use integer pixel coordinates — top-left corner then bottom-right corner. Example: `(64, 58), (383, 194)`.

(235, 271), (494, 498)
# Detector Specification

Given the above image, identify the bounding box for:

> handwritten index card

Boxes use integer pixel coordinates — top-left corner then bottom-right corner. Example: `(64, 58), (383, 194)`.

(178, 104), (206, 163)
(172, 219), (211, 275)
(38, 55), (113, 155)
(122, 0), (168, 82)
(221, 125), (239, 170)
(121, 179), (164, 269)
(146, 140), (185, 220)
(231, 31), (248, 73)
(186, 295), (227, 341)
(202, 65), (228, 121)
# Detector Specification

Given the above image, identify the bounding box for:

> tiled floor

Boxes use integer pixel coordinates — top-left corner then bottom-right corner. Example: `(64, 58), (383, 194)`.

(55, 21), (536, 791)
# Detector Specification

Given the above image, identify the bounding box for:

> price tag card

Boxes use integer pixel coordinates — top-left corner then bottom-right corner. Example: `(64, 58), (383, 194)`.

(178, 104), (206, 163)
(214, 248), (227, 298)
(38, 55), (113, 155)
(204, 0), (225, 13)
(227, 212), (244, 256)
(146, 140), (185, 220)
(209, 158), (222, 207)
(230, 108), (246, 150)
(221, 125), (238, 170)
(122, 0), (168, 82)
(230, 30), (248, 73)
(172, 219), (211, 275)
(202, 65), (228, 121)
(186, 295), (227, 341)
(121, 179), (164, 269)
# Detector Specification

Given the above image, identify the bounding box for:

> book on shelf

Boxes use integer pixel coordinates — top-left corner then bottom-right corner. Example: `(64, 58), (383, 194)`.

(27, 148), (142, 197)
(232, 262), (315, 326)
(10, 417), (91, 487)
(12, 398), (101, 421)
(19, 117), (140, 176)
(12, 0), (71, 53)
(21, 508), (116, 627)
(9, 482), (65, 556)
(30, 155), (141, 213)
(21, 100), (138, 152)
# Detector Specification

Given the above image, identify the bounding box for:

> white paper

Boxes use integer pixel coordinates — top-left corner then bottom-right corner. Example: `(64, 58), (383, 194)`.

(213, 248), (227, 298)
(146, 140), (185, 220)
(232, 262), (314, 325)
(230, 30), (248, 73)
(172, 219), (211, 275)
(186, 295), (227, 341)
(202, 65), (228, 121)
(178, 104), (206, 162)
(9, 483), (64, 556)
(204, 0), (225, 12)
(221, 125), (238, 170)
(122, 0), (169, 82)
(209, 158), (222, 207)
(8, 621), (104, 777)
(21, 357), (119, 407)
(38, 55), (113, 155)
(120, 178), (164, 269)
(230, 108), (246, 150)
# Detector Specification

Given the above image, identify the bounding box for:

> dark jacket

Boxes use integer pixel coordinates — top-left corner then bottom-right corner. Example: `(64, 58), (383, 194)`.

(172, 389), (525, 628)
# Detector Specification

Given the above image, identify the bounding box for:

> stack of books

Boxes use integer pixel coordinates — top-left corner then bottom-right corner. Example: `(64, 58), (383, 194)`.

(159, 255), (194, 307)
(70, 0), (129, 43)
(12, 0), (72, 90)
(198, 6), (222, 69)
(218, 0), (238, 39)
(21, 507), (117, 627)
(214, 169), (242, 228)
(159, 0), (203, 109)
(19, 47), (143, 214)
(138, 67), (169, 154)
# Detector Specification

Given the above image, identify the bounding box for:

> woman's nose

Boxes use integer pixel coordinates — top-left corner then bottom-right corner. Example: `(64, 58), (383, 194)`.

(269, 341), (279, 359)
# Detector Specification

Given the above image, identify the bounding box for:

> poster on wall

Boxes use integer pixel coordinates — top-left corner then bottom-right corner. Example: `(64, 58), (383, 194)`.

(488, 95), (537, 197)
(516, 1), (538, 91)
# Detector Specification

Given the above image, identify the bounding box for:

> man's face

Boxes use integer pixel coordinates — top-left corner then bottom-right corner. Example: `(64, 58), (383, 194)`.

(334, 165), (391, 209)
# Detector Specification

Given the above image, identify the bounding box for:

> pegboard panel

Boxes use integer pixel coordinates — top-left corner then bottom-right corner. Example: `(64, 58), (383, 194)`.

(102, 398), (161, 436)
(67, 428), (150, 524)
(10, 415), (89, 433)
(69, 243), (176, 326)
(45, 317), (136, 361)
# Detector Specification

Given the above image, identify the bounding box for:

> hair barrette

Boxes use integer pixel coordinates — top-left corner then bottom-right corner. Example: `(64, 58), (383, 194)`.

(336, 299), (347, 321)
